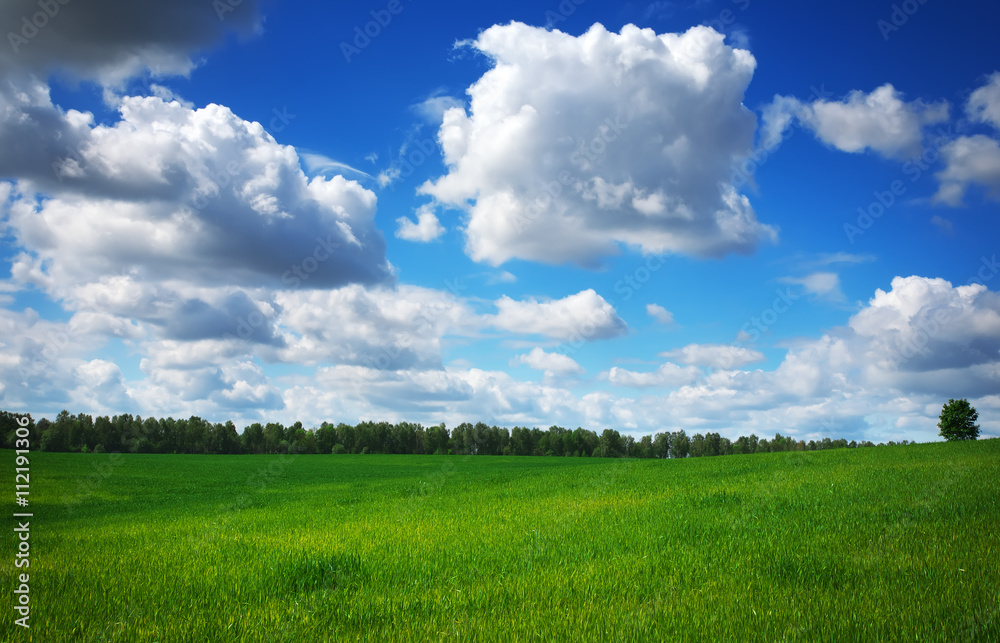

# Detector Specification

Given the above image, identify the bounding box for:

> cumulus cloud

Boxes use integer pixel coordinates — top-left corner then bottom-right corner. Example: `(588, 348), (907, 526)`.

(0, 0), (262, 85)
(282, 365), (588, 429)
(967, 72), (1000, 130)
(0, 307), (133, 410)
(592, 276), (1000, 439)
(73, 359), (135, 413)
(272, 285), (477, 371)
(492, 289), (627, 341)
(512, 347), (585, 377)
(396, 204), (445, 242)
(660, 343), (766, 368)
(646, 303), (675, 325)
(2, 95), (392, 301)
(8, 273), (995, 443)
(420, 22), (776, 266)
(930, 74), (1000, 205)
(608, 362), (702, 389)
(848, 276), (1000, 384)
(763, 84), (949, 159)
(932, 135), (1000, 205)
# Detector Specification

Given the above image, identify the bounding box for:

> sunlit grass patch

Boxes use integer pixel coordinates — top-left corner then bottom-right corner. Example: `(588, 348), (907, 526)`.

(2, 440), (998, 641)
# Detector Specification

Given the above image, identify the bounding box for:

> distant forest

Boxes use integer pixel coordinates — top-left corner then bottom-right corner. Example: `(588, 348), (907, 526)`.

(1, 410), (910, 458)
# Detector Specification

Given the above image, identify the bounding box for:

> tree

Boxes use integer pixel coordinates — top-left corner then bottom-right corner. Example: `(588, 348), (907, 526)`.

(704, 432), (721, 456)
(637, 435), (653, 458)
(242, 423), (266, 454)
(689, 433), (705, 457)
(598, 429), (624, 458)
(652, 432), (671, 459)
(426, 423), (449, 455)
(316, 422), (337, 454)
(671, 430), (690, 458)
(938, 399), (980, 441)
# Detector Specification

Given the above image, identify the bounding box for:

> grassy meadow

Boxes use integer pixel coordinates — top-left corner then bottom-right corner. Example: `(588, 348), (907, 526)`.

(3, 440), (999, 641)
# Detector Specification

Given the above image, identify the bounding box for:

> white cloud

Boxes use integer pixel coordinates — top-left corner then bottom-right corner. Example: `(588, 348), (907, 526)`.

(492, 289), (627, 341)
(512, 347), (585, 377)
(300, 152), (375, 181)
(931, 74), (1000, 205)
(282, 365), (588, 429)
(414, 93), (465, 124)
(2, 93), (392, 307)
(780, 272), (845, 301)
(759, 94), (801, 151)
(967, 72), (1000, 130)
(395, 204), (446, 242)
(73, 359), (135, 413)
(5, 274), (997, 443)
(598, 277), (1000, 439)
(608, 362), (701, 389)
(764, 84), (949, 160)
(646, 303), (675, 325)
(932, 135), (1000, 205)
(420, 22), (776, 266)
(272, 284), (477, 370)
(0, 308), (131, 411)
(848, 276), (1000, 383)
(660, 343), (765, 368)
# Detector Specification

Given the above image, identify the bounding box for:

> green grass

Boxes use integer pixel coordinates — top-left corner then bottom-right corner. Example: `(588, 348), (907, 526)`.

(3, 441), (999, 641)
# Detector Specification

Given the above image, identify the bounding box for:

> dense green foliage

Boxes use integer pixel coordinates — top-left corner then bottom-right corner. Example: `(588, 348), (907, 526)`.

(1, 410), (902, 458)
(2, 441), (998, 641)
(938, 398), (980, 441)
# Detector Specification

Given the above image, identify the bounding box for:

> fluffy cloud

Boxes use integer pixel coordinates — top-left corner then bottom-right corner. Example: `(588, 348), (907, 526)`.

(587, 277), (999, 440)
(0, 307), (138, 411)
(967, 72), (1000, 130)
(764, 84), (949, 159)
(931, 73), (1000, 205)
(282, 365), (588, 429)
(396, 204), (445, 242)
(646, 304), (675, 325)
(492, 289), (627, 341)
(608, 362), (701, 389)
(933, 135), (1000, 205)
(848, 276), (1000, 384)
(420, 22), (776, 266)
(660, 343), (766, 368)
(272, 285), (477, 370)
(512, 347), (585, 377)
(6, 274), (997, 442)
(2, 94), (392, 301)
(0, 0), (261, 85)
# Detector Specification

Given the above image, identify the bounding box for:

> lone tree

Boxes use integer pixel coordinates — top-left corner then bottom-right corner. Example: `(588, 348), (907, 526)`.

(938, 399), (980, 441)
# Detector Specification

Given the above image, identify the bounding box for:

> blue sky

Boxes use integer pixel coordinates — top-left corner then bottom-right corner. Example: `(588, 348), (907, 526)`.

(2, 0), (999, 442)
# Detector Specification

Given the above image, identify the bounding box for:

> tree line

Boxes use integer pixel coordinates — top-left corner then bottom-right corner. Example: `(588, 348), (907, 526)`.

(1, 409), (909, 458)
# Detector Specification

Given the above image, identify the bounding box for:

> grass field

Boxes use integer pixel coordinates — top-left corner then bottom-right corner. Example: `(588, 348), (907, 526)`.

(3, 440), (999, 641)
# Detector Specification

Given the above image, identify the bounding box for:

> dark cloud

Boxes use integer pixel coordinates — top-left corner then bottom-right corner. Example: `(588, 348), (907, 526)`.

(1, 0), (262, 83)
